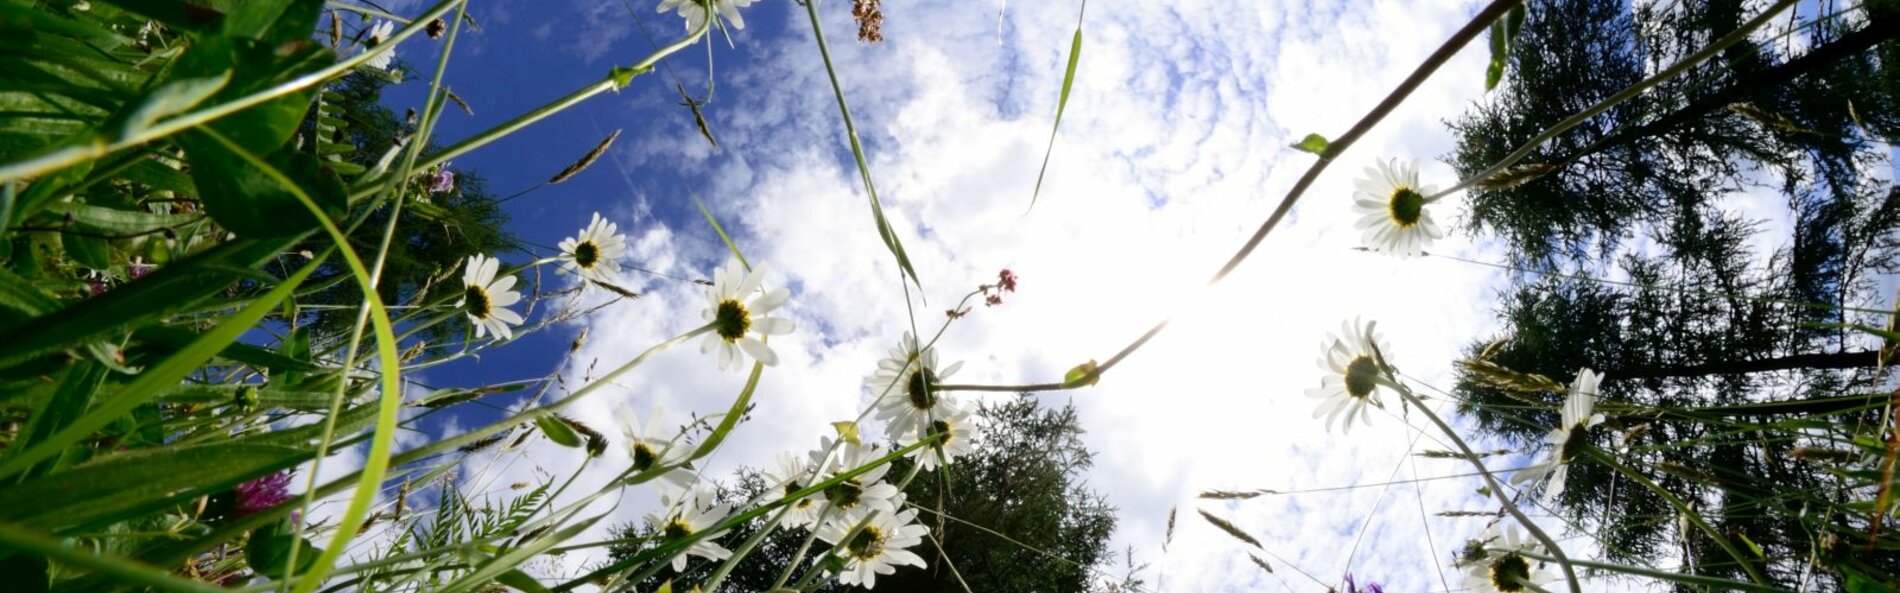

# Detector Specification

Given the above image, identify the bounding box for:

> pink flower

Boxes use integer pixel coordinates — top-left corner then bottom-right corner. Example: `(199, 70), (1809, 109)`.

(233, 472), (293, 517)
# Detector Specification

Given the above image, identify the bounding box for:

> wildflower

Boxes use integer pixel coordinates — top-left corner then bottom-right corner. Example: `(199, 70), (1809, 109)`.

(615, 405), (694, 492)
(361, 20), (395, 71)
(646, 484), (733, 573)
(766, 451), (822, 530)
(1345, 573), (1385, 593)
(868, 332), (966, 440)
(428, 164), (455, 194)
(1352, 159), (1443, 257)
(816, 504), (929, 588)
(129, 256), (154, 279)
(233, 472), (292, 517)
(851, 0), (884, 43)
(1510, 368), (1607, 501)
(458, 254), (523, 340)
(904, 407), (977, 472)
(656, 0), (758, 34)
(1305, 318), (1396, 433)
(1458, 524), (1552, 593)
(813, 438), (900, 523)
(699, 259), (794, 371)
(557, 212), (627, 283)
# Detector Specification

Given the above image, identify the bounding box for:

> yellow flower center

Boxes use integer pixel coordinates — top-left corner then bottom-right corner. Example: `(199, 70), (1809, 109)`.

(1388, 187), (1426, 227)
(464, 285), (491, 319)
(573, 241), (600, 268)
(631, 442), (658, 471)
(663, 517), (693, 541)
(715, 299), (751, 342)
(1489, 553), (1531, 593)
(846, 525), (886, 560)
(907, 367), (940, 410)
(1344, 355), (1380, 399)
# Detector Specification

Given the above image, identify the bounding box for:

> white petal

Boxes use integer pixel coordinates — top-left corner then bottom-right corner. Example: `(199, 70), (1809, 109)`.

(739, 338), (778, 366)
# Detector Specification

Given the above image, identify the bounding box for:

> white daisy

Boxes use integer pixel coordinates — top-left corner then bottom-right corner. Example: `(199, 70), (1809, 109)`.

(1510, 368), (1607, 501)
(904, 407), (978, 472)
(656, 0), (758, 33)
(614, 405), (694, 492)
(816, 505), (930, 589)
(1305, 318), (1396, 433)
(558, 212), (627, 283)
(1458, 524), (1553, 593)
(646, 484), (734, 573)
(812, 438), (900, 526)
(868, 332), (966, 441)
(361, 20), (395, 71)
(699, 259), (794, 371)
(766, 451), (823, 531)
(1352, 158), (1444, 257)
(458, 254), (523, 341)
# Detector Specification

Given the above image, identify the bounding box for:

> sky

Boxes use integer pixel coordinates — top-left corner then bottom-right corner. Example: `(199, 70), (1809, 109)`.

(289, 0), (1841, 591)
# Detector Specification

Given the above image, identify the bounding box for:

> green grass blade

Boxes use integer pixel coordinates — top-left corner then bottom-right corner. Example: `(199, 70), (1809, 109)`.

(193, 129), (407, 593)
(800, 0), (921, 290)
(690, 191), (749, 269)
(1030, 0), (1087, 212)
(0, 257), (322, 479)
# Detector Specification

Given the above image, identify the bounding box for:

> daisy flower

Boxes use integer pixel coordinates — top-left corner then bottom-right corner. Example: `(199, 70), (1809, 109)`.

(904, 407), (978, 472)
(646, 484), (734, 573)
(1510, 368), (1607, 501)
(812, 438), (900, 525)
(361, 20), (395, 71)
(699, 259), (794, 371)
(816, 505), (930, 589)
(766, 451), (823, 531)
(557, 212), (627, 283)
(458, 254), (523, 340)
(656, 0), (758, 33)
(1352, 158), (1444, 257)
(1305, 318), (1396, 433)
(1458, 524), (1553, 593)
(868, 332), (966, 441)
(615, 405), (694, 492)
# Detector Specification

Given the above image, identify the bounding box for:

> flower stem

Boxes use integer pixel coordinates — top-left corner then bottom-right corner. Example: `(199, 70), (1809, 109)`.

(1582, 445), (1773, 585)
(1386, 376), (1583, 593)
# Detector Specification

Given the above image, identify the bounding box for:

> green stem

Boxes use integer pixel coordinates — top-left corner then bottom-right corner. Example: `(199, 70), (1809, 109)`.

(1516, 550), (1792, 593)
(1384, 373), (1583, 593)
(1583, 445), (1773, 585)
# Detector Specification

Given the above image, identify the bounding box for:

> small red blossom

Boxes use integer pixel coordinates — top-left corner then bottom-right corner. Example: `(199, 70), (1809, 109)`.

(997, 268), (1018, 292)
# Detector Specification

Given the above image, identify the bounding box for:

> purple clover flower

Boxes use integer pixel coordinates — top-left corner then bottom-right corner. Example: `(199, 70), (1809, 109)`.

(233, 471), (293, 517)
(428, 164), (456, 194)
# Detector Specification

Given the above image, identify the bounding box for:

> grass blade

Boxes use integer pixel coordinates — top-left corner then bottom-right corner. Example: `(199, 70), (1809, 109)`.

(1029, 0), (1087, 211)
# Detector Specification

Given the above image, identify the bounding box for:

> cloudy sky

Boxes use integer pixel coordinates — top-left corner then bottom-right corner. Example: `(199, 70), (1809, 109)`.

(296, 0), (1779, 590)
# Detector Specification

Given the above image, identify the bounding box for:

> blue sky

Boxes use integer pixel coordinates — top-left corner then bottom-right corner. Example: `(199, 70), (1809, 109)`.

(299, 0), (1804, 590)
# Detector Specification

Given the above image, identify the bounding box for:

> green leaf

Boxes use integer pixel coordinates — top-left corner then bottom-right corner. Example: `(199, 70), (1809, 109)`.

(1289, 133), (1329, 155)
(0, 235), (304, 368)
(116, 73), (232, 141)
(1062, 359), (1100, 388)
(537, 415), (581, 448)
(1842, 565), (1900, 593)
(1030, 1), (1087, 211)
(0, 256), (321, 480)
(62, 232), (110, 269)
(690, 192), (748, 269)
(245, 519), (322, 579)
(0, 442), (309, 532)
(609, 65), (650, 90)
(1484, 5), (1526, 91)
(497, 569), (554, 593)
(12, 361), (103, 480)
(178, 137), (345, 238)
(170, 36), (333, 155)
(42, 201), (201, 237)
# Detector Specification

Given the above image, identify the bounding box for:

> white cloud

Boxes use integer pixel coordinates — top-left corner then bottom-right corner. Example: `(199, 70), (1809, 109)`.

(438, 0), (1676, 589)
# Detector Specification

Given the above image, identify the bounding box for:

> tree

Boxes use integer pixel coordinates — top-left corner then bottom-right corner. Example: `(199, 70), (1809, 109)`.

(1446, 0), (1900, 588)
(285, 70), (518, 352)
(603, 399), (1126, 593)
